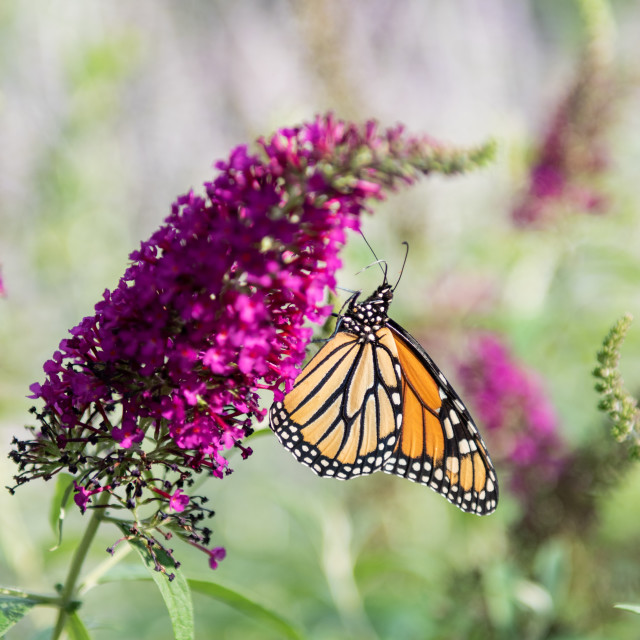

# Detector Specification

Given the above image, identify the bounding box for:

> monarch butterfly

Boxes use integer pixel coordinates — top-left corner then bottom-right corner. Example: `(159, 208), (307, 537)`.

(269, 259), (498, 515)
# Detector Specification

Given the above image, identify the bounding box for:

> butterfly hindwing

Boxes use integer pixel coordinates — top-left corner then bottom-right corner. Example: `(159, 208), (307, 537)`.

(269, 326), (403, 479)
(383, 319), (499, 515)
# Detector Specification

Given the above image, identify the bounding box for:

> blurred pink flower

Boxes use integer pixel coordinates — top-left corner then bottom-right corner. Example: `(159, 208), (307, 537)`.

(457, 334), (566, 497)
(513, 36), (618, 227)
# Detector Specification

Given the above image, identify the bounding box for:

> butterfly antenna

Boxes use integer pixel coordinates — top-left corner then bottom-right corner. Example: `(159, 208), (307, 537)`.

(392, 241), (409, 291)
(359, 230), (388, 282)
(336, 285), (359, 295)
(356, 259), (389, 279)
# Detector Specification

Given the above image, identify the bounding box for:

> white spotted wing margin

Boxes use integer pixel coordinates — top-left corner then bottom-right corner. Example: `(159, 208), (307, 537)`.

(269, 327), (404, 480)
(382, 319), (499, 515)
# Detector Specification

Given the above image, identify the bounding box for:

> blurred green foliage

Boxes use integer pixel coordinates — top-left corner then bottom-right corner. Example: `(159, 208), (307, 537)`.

(3, 1), (640, 639)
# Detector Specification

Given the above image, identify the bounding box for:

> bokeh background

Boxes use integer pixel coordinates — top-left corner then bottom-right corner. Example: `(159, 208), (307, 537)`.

(3, 1), (640, 638)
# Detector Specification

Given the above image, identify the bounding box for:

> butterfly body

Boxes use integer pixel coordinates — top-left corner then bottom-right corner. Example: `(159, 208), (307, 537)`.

(270, 281), (498, 515)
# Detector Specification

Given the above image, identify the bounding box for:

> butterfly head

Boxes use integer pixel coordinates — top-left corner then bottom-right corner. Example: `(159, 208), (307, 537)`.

(340, 283), (394, 341)
(369, 282), (394, 302)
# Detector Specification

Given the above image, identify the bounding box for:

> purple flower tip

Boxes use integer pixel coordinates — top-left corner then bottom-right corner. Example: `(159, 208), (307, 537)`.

(208, 546), (226, 570)
(168, 489), (190, 513)
(73, 483), (93, 513)
(73, 481), (109, 514)
(111, 426), (145, 449)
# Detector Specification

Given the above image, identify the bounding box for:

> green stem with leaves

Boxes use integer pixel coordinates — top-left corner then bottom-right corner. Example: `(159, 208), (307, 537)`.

(51, 488), (111, 640)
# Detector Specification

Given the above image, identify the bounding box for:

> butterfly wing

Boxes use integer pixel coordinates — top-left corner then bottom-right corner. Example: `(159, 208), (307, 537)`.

(270, 328), (403, 479)
(383, 319), (499, 515)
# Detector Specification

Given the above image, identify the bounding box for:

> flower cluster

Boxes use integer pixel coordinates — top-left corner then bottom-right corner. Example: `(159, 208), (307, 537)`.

(457, 334), (566, 497)
(594, 313), (640, 458)
(10, 114), (493, 569)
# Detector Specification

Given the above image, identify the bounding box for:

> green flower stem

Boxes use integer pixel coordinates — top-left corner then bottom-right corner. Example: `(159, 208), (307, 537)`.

(52, 488), (112, 640)
(79, 543), (132, 595)
(577, 0), (616, 64)
(0, 587), (61, 606)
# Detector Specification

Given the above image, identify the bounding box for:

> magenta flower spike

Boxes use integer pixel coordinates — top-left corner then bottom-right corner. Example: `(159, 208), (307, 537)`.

(10, 114), (493, 569)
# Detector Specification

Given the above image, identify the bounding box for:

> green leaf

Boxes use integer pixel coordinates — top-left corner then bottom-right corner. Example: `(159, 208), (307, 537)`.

(66, 611), (92, 640)
(615, 603), (640, 615)
(533, 539), (571, 606)
(124, 531), (194, 640)
(189, 580), (304, 640)
(49, 473), (75, 549)
(0, 594), (38, 635)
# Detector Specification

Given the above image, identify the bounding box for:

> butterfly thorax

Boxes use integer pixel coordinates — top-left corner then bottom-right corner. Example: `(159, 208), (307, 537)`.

(339, 284), (394, 343)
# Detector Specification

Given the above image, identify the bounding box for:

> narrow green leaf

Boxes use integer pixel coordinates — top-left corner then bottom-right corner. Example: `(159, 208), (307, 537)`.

(615, 603), (640, 615)
(49, 473), (75, 549)
(189, 580), (304, 640)
(0, 594), (38, 635)
(66, 611), (92, 640)
(124, 531), (194, 640)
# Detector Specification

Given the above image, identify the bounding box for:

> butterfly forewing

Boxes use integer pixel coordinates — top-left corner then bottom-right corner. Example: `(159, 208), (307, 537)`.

(383, 319), (499, 515)
(270, 326), (403, 479)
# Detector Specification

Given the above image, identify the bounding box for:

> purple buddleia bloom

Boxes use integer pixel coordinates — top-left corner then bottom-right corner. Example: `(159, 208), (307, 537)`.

(457, 334), (566, 498)
(10, 114), (493, 568)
